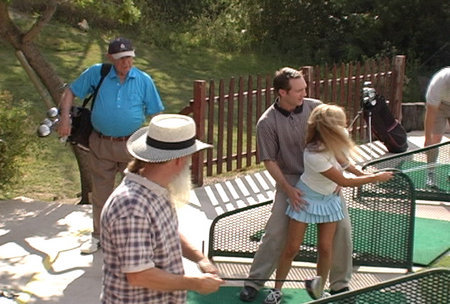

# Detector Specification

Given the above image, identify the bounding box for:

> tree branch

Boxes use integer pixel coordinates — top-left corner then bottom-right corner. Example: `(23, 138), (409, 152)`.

(0, 1), (23, 48)
(0, 2), (10, 37)
(23, 0), (58, 43)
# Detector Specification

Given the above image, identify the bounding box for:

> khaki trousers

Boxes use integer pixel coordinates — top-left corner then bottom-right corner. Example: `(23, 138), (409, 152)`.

(88, 132), (132, 239)
(245, 175), (353, 291)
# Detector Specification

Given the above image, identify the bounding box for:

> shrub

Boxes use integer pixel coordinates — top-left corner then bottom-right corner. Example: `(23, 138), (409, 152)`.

(0, 91), (35, 195)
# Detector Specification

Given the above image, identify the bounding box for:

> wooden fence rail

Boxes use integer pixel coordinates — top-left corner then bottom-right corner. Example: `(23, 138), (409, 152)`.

(180, 55), (406, 185)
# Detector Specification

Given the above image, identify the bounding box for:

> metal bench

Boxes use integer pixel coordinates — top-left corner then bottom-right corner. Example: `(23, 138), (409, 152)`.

(362, 141), (449, 202)
(208, 172), (416, 271)
(309, 267), (450, 304)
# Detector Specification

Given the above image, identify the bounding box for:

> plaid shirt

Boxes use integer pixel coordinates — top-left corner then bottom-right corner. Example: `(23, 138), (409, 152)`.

(101, 172), (186, 304)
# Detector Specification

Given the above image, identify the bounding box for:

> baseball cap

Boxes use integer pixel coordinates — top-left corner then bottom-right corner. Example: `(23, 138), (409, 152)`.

(108, 37), (135, 59)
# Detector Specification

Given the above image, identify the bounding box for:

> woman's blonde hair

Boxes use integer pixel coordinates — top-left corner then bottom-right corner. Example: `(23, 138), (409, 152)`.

(306, 104), (354, 161)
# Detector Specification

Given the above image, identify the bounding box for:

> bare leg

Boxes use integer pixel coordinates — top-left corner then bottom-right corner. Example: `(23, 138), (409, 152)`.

(274, 219), (308, 290)
(317, 222), (338, 291)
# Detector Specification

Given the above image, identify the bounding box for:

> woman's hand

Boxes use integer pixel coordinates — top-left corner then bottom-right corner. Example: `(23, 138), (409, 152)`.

(374, 171), (394, 182)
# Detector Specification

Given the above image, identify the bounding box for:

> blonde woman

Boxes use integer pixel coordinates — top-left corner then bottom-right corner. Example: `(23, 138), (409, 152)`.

(264, 104), (393, 304)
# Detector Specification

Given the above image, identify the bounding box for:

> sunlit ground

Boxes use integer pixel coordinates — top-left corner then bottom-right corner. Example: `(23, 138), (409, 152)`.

(0, 201), (96, 303)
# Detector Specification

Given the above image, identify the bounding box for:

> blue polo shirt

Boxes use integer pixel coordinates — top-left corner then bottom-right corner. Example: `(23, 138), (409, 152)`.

(70, 64), (164, 137)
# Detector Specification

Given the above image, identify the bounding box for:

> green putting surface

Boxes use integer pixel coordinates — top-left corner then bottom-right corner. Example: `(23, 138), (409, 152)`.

(188, 286), (311, 304)
(414, 217), (450, 265)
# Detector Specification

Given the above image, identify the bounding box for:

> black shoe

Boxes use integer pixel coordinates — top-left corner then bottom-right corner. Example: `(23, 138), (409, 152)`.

(239, 286), (258, 302)
(330, 287), (350, 295)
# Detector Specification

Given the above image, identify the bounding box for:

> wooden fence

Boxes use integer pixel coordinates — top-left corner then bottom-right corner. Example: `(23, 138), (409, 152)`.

(180, 55), (406, 186)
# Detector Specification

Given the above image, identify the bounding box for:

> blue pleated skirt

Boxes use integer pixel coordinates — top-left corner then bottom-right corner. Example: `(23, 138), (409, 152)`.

(286, 180), (344, 224)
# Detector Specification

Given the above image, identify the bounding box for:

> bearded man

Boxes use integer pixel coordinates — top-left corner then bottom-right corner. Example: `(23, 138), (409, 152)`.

(100, 114), (223, 304)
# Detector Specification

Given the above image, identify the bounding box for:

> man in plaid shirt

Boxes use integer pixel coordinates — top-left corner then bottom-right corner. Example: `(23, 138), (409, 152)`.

(101, 114), (223, 304)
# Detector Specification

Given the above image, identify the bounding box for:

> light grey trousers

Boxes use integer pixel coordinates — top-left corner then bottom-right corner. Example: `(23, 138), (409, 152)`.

(245, 175), (353, 291)
(88, 132), (131, 239)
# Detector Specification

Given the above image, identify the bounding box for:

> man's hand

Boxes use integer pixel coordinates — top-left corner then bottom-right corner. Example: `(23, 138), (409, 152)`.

(286, 184), (307, 211)
(197, 257), (219, 275)
(58, 114), (72, 138)
(333, 185), (342, 194)
(193, 273), (224, 294)
(263, 160), (307, 211)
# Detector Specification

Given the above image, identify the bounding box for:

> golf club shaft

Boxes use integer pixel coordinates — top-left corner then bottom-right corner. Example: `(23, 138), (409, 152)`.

(400, 163), (440, 173)
(221, 277), (307, 283)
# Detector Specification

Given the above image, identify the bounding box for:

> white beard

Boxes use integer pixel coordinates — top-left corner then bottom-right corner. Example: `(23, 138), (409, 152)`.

(167, 161), (192, 208)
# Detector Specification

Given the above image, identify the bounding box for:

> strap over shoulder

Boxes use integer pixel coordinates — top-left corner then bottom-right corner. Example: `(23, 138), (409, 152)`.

(81, 63), (112, 109)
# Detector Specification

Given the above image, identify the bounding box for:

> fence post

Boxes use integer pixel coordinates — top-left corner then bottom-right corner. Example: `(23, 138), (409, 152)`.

(391, 55), (406, 121)
(301, 66), (314, 98)
(191, 80), (207, 186)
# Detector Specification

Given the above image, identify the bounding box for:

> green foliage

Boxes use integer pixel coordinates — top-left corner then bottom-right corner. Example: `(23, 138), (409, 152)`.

(178, 1), (253, 52)
(403, 57), (427, 103)
(72, 0), (141, 25)
(241, 0), (449, 69)
(0, 91), (35, 194)
(11, 0), (448, 72)
(10, 0), (141, 29)
(134, 0), (218, 23)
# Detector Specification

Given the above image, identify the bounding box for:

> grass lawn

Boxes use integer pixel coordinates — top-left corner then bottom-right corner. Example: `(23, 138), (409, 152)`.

(0, 15), (296, 201)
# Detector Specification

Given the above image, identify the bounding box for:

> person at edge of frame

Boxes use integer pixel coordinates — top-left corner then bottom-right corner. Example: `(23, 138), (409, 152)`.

(423, 66), (450, 188)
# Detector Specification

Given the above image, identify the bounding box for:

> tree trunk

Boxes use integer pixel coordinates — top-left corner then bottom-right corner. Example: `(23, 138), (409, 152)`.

(0, 2), (64, 102)
(0, 1), (92, 203)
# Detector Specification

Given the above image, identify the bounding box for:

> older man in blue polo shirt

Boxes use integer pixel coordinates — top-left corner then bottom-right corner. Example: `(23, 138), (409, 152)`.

(58, 37), (164, 254)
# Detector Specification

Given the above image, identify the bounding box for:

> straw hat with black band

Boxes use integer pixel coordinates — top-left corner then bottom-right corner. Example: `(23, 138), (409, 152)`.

(127, 114), (212, 163)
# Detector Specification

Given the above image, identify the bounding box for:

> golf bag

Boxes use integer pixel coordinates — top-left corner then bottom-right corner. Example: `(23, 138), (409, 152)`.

(363, 94), (408, 153)
(69, 63), (112, 150)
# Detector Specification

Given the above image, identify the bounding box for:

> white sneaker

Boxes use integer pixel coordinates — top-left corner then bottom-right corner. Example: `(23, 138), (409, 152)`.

(320, 291), (331, 298)
(80, 237), (100, 254)
(305, 276), (323, 300)
(263, 289), (283, 304)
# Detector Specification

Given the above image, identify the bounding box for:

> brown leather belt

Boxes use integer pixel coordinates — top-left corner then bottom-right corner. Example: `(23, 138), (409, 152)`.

(95, 131), (130, 142)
